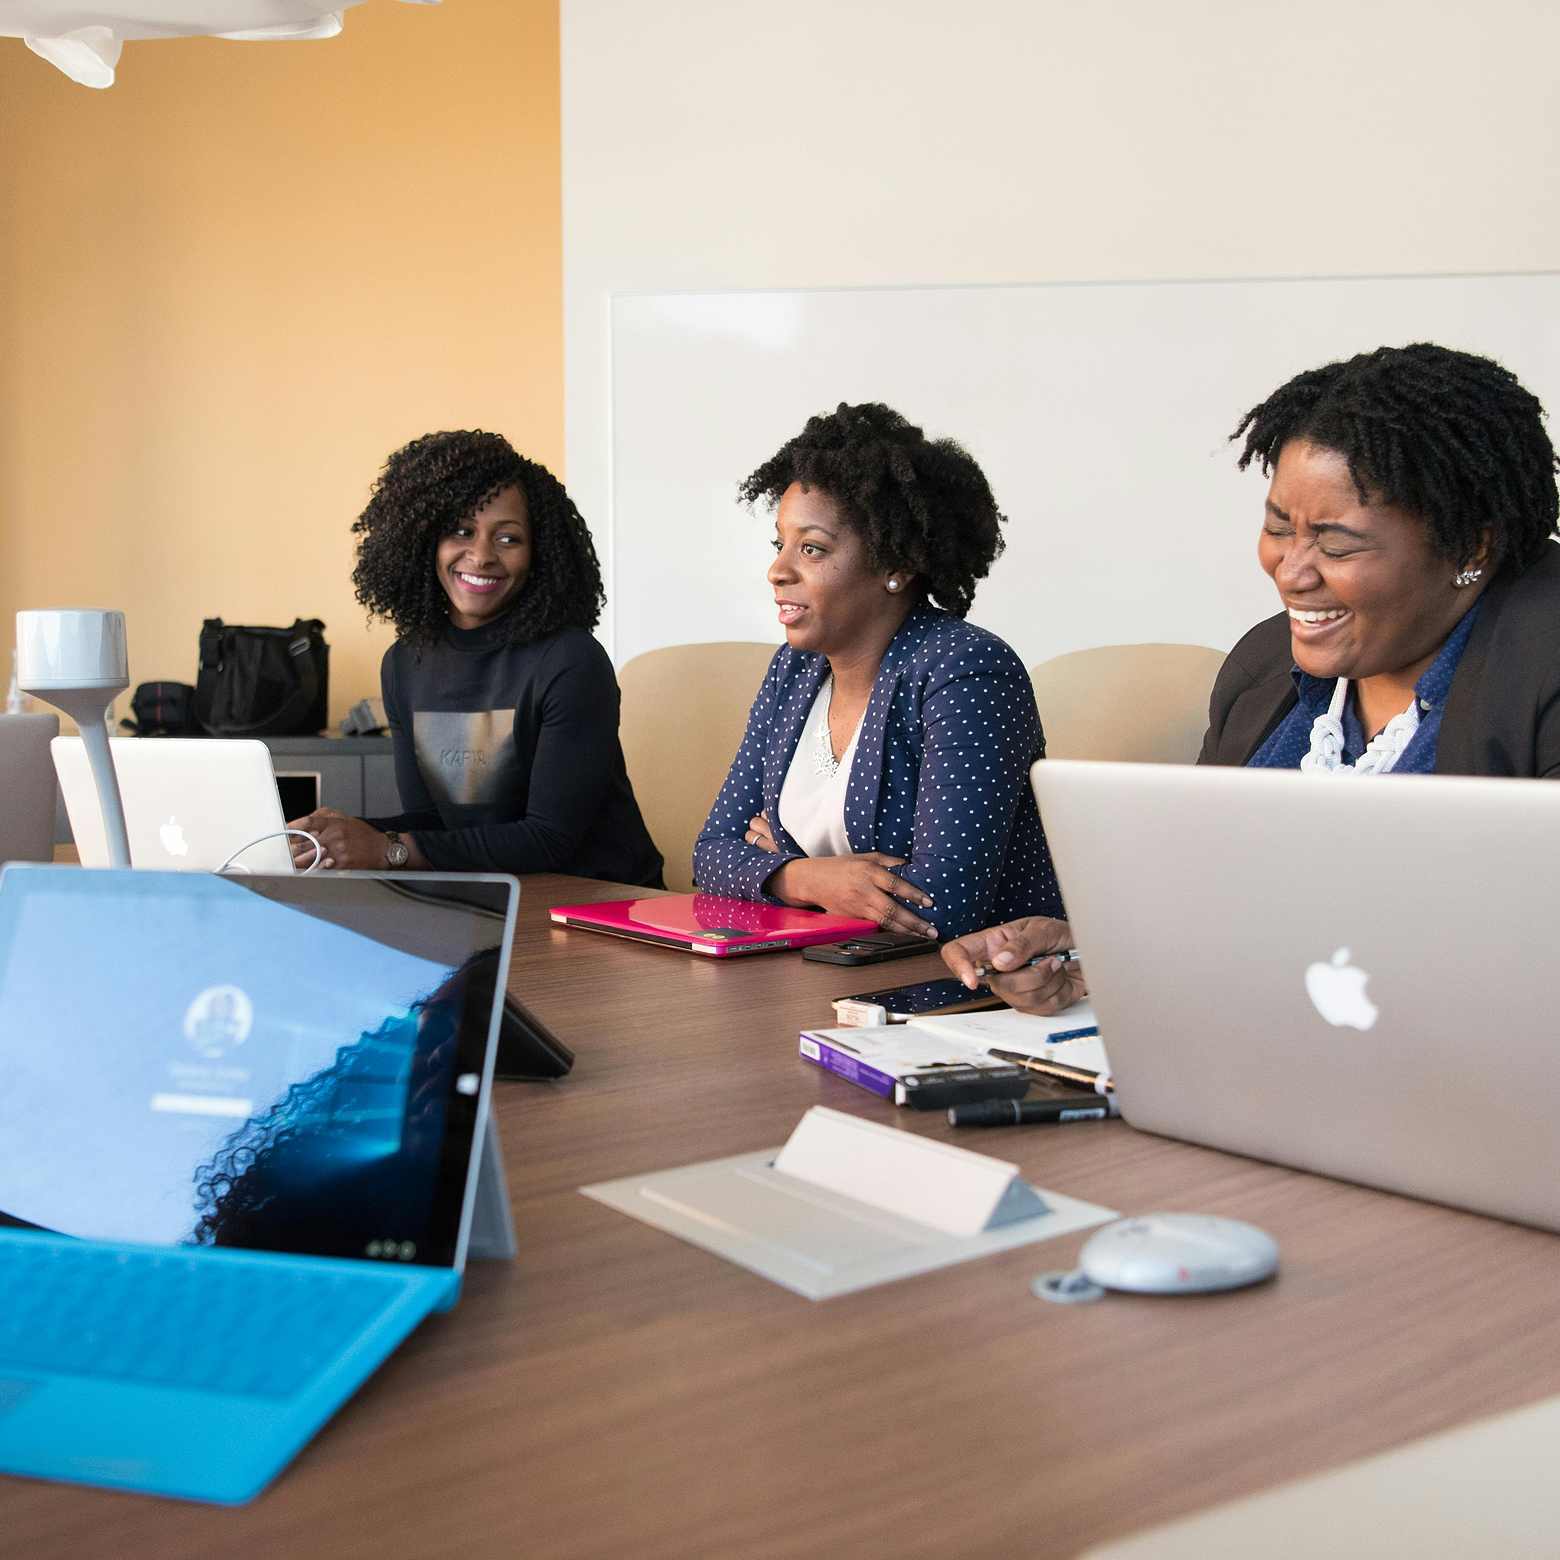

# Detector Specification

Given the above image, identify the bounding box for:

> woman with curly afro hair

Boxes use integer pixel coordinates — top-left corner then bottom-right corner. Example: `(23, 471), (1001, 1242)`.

(694, 401), (1062, 941)
(288, 430), (663, 886)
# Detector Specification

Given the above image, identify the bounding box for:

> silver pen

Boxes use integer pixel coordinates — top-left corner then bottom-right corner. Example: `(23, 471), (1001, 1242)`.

(972, 947), (1080, 980)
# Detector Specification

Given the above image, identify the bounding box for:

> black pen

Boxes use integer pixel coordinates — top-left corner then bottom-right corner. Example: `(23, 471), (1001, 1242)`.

(970, 948), (1080, 980)
(947, 1095), (1120, 1128)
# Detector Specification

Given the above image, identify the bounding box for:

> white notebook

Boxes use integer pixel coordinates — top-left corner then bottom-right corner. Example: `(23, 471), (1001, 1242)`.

(909, 1003), (1110, 1080)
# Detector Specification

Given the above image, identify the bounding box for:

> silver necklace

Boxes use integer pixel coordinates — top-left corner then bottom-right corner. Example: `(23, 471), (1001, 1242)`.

(813, 677), (844, 778)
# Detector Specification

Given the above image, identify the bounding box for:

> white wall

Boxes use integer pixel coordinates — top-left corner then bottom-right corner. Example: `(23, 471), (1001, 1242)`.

(563, 0), (1560, 662)
(607, 275), (1560, 669)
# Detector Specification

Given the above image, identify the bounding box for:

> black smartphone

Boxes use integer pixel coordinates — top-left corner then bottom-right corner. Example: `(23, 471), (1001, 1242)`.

(802, 932), (934, 967)
(839, 976), (1003, 1021)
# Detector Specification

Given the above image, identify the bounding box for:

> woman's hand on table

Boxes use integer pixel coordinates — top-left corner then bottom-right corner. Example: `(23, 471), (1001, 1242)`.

(286, 808), (416, 871)
(769, 853), (937, 939)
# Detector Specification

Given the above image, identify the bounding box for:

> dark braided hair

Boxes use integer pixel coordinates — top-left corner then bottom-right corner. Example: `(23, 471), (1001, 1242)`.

(1233, 343), (1559, 576)
(352, 430), (605, 646)
(738, 402), (1006, 618)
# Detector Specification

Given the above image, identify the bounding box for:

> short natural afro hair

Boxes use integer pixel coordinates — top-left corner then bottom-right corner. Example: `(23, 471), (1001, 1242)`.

(352, 429), (604, 646)
(738, 402), (1006, 618)
(1233, 343), (1559, 576)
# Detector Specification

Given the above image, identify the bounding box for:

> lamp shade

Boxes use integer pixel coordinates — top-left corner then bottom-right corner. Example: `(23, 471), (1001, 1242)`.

(3, 1), (441, 87)
(16, 609), (128, 693)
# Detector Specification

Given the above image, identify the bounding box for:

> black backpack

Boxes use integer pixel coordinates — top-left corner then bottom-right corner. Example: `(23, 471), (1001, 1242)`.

(120, 681), (200, 737)
(195, 618), (329, 738)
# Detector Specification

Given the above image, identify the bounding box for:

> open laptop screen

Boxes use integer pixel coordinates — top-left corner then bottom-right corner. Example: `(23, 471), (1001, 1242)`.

(0, 868), (515, 1269)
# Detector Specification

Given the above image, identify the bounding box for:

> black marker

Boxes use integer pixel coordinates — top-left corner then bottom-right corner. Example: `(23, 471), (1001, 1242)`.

(947, 1095), (1120, 1128)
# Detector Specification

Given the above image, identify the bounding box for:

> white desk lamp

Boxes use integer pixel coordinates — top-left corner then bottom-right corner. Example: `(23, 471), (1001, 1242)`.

(16, 609), (131, 866)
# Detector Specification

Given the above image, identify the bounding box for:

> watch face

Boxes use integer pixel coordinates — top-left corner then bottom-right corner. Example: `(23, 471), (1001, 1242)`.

(386, 840), (410, 868)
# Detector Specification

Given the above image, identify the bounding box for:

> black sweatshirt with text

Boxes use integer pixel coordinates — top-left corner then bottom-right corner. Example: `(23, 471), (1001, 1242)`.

(368, 622), (664, 887)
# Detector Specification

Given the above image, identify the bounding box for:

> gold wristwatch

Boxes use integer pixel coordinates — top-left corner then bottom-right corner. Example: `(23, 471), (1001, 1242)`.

(384, 830), (410, 868)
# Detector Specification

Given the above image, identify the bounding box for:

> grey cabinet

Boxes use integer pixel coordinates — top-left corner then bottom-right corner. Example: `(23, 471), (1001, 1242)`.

(259, 736), (399, 819)
(361, 750), (403, 817)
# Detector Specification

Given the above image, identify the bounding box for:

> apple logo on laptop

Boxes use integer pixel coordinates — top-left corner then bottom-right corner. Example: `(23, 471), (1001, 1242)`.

(159, 815), (190, 858)
(1304, 947), (1378, 1031)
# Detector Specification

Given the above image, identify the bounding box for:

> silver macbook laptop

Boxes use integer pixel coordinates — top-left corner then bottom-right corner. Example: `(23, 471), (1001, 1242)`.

(1031, 759), (1560, 1232)
(0, 713), (59, 865)
(53, 736), (293, 871)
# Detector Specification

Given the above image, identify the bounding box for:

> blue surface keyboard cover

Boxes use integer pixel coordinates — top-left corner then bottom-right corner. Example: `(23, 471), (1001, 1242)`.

(0, 1237), (408, 1400)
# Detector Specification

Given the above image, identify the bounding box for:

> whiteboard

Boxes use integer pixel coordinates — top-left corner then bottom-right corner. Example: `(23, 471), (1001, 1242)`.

(608, 273), (1560, 670)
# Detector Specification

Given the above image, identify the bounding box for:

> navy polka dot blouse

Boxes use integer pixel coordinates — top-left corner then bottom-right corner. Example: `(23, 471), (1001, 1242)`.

(692, 604), (1064, 939)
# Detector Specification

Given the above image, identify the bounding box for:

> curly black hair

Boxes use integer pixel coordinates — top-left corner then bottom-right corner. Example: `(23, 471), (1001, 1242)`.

(1232, 343), (1559, 576)
(738, 402), (1006, 618)
(352, 430), (605, 646)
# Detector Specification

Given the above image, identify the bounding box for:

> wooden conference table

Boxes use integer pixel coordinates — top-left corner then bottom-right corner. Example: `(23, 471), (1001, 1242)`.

(11, 873), (1560, 1559)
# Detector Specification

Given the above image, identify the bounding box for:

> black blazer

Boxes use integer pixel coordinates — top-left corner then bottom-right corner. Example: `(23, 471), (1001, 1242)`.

(1199, 545), (1560, 778)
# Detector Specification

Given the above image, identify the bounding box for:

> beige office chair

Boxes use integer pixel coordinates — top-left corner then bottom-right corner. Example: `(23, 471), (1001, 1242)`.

(1028, 643), (1226, 764)
(0, 711), (62, 863)
(618, 642), (779, 893)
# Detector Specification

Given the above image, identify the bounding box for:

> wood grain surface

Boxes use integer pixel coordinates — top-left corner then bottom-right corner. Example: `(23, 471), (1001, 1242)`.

(8, 873), (1559, 1559)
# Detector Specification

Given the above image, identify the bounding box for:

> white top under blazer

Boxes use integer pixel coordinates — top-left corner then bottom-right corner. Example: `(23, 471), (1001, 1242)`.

(775, 678), (860, 858)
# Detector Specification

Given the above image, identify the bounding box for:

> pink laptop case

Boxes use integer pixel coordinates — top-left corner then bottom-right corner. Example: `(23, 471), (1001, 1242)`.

(547, 894), (877, 956)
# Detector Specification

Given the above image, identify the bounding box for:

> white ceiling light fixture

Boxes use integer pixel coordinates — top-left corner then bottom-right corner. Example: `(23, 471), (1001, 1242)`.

(0, 1), (440, 89)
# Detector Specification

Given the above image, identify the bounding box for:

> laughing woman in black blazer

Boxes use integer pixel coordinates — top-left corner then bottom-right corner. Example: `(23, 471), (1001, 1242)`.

(1202, 343), (1560, 776)
(944, 342), (1560, 1012)
(288, 430), (663, 886)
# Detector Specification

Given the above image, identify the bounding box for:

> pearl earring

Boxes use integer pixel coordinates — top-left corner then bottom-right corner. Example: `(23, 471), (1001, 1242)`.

(1452, 566), (1484, 589)
(886, 578), (900, 593)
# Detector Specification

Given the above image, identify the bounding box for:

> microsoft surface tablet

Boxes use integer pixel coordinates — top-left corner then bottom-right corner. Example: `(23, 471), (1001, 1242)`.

(0, 866), (518, 1503)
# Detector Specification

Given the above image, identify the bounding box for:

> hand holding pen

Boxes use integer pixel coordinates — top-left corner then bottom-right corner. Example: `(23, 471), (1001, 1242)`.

(971, 949), (1080, 979)
(940, 916), (1086, 1016)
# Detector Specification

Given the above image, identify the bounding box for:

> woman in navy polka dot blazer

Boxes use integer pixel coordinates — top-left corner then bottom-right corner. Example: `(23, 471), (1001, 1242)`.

(692, 402), (1063, 942)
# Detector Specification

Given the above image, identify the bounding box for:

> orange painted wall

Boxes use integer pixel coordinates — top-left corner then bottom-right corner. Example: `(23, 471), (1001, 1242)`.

(0, 1), (561, 724)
